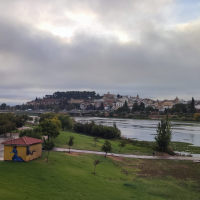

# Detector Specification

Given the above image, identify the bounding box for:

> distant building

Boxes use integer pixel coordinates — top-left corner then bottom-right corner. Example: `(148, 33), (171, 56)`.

(69, 98), (84, 104)
(162, 102), (173, 109)
(103, 92), (116, 100)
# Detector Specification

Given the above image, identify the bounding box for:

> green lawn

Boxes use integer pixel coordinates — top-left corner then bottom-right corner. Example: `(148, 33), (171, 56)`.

(54, 131), (154, 155)
(0, 152), (200, 200)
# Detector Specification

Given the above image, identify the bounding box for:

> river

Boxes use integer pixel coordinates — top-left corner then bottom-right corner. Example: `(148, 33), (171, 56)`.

(74, 117), (200, 147)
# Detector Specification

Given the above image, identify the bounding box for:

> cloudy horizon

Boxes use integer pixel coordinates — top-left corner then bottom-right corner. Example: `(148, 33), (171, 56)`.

(0, 0), (200, 105)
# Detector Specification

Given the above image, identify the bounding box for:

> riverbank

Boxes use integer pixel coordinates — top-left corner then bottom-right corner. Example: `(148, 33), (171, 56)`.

(74, 117), (200, 147)
(78, 115), (200, 124)
(54, 130), (200, 157)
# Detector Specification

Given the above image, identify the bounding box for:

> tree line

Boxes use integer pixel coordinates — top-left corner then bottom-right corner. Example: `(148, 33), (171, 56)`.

(73, 121), (121, 139)
(0, 113), (28, 137)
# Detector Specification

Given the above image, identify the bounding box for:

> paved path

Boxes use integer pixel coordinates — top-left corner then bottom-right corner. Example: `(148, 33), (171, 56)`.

(53, 148), (200, 161)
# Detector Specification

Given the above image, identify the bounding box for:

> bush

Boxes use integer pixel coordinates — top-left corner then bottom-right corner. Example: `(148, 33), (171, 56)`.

(103, 126), (120, 139)
(128, 114), (134, 118)
(109, 112), (113, 117)
(171, 116), (178, 119)
(194, 113), (200, 121)
(73, 122), (121, 139)
(180, 117), (188, 121)
(84, 122), (94, 135)
(73, 123), (85, 133)
(92, 125), (104, 137)
(19, 127), (42, 139)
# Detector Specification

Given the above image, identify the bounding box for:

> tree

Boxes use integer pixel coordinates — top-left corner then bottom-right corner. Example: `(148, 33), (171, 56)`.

(34, 117), (39, 123)
(54, 105), (60, 113)
(191, 97), (196, 113)
(194, 113), (200, 121)
(51, 116), (62, 130)
(93, 160), (100, 174)
(66, 104), (76, 111)
(155, 115), (172, 152)
(0, 103), (7, 110)
(118, 140), (126, 152)
(39, 119), (60, 140)
(123, 100), (130, 112)
(94, 137), (98, 146)
(100, 102), (104, 110)
(5, 121), (16, 137)
(58, 114), (73, 130)
(109, 112), (113, 117)
(67, 136), (74, 153)
(19, 127), (42, 139)
(101, 140), (112, 157)
(139, 102), (145, 111)
(145, 106), (155, 113)
(113, 122), (117, 129)
(43, 139), (55, 162)
(0, 126), (6, 136)
(132, 101), (140, 112)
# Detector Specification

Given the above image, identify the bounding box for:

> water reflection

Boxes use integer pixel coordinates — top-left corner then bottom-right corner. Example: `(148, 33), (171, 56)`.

(74, 117), (200, 147)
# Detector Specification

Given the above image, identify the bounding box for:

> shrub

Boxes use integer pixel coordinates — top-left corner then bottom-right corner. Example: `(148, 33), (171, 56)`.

(155, 116), (172, 152)
(171, 116), (178, 119)
(180, 117), (188, 121)
(19, 127), (42, 139)
(92, 125), (104, 137)
(73, 122), (121, 139)
(194, 113), (200, 121)
(103, 126), (120, 139)
(128, 114), (133, 118)
(109, 112), (113, 117)
(84, 122), (94, 135)
(73, 123), (85, 133)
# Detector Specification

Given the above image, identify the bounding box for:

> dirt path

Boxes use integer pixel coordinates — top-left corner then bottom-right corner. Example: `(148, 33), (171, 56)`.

(53, 148), (200, 161)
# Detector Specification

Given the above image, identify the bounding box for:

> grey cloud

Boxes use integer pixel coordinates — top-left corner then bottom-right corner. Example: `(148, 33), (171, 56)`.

(0, 0), (200, 105)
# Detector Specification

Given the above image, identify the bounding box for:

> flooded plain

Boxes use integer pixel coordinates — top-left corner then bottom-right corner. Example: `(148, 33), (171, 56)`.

(74, 117), (200, 147)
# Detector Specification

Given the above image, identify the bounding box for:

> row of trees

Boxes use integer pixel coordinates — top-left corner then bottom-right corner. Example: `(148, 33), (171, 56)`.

(73, 122), (121, 139)
(53, 91), (102, 100)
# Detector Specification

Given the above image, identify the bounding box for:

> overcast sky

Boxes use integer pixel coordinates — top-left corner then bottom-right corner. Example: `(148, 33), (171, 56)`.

(0, 0), (200, 105)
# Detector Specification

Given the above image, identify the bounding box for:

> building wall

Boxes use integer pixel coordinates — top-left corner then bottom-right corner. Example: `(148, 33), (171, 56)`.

(26, 143), (42, 161)
(4, 143), (42, 162)
(4, 146), (27, 161)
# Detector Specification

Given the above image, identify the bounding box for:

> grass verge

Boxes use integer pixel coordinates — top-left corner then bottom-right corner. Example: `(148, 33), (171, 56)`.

(54, 130), (154, 155)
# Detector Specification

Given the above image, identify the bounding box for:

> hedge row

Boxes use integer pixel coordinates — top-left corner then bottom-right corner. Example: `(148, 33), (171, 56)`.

(73, 122), (121, 139)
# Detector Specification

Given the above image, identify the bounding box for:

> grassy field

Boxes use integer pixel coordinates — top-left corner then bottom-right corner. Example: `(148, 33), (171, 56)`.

(170, 142), (200, 154)
(0, 152), (200, 200)
(54, 131), (154, 155)
(54, 130), (200, 155)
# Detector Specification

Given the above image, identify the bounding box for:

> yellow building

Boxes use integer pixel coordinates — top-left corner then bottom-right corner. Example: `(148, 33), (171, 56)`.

(1, 137), (43, 162)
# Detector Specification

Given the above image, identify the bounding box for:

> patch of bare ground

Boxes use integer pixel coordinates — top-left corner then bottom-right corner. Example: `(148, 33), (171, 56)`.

(107, 156), (126, 162)
(65, 152), (80, 156)
(137, 159), (200, 183)
(154, 152), (170, 156)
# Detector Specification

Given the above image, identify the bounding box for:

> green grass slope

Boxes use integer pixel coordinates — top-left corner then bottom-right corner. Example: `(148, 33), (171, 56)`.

(54, 131), (153, 155)
(0, 152), (199, 200)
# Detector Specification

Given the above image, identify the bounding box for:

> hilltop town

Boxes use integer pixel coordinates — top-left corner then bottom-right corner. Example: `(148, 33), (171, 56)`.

(24, 91), (200, 114)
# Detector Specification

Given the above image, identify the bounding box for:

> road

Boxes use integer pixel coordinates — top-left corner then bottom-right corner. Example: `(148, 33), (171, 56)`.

(53, 148), (200, 161)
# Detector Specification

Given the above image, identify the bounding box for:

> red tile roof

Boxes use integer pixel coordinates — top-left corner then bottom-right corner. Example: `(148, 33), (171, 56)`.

(1, 137), (43, 146)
